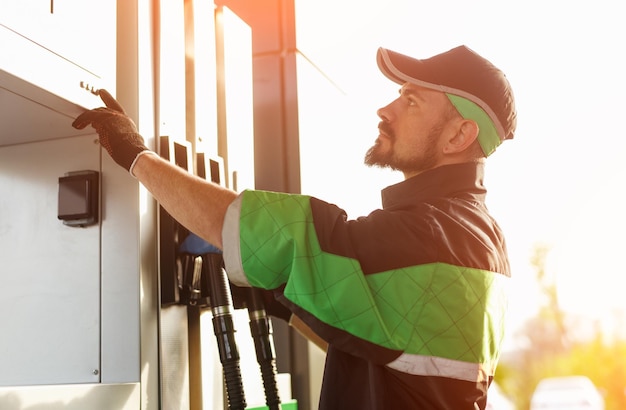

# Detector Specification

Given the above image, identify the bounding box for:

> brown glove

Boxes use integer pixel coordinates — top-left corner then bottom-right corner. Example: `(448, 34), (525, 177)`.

(72, 89), (149, 172)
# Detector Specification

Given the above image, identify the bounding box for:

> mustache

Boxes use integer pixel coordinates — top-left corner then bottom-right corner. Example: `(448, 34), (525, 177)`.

(378, 122), (394, 139)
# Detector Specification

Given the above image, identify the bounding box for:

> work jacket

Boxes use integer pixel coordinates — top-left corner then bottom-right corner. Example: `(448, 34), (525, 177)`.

(223, 162), (510, 409)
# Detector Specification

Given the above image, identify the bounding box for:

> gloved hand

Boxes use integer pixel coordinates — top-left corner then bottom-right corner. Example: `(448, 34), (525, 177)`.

(72, 89), (149, 172)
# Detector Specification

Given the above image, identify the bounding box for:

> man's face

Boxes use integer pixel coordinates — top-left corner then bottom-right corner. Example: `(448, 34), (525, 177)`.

(365, 83), (456, 177)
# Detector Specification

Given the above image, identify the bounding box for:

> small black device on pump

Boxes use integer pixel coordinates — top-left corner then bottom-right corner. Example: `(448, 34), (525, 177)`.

(57, 170), (99, 227)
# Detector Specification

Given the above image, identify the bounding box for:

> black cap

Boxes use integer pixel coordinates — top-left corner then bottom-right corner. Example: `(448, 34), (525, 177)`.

(377, 46), (517, 154)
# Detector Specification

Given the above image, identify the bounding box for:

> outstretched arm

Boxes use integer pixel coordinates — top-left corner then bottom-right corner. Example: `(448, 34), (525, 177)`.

(131, 152), (236, 248)
(74, 91), (331, 347)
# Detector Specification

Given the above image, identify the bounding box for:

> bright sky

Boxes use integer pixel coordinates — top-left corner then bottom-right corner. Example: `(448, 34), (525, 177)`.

(294, 0), (626, 347)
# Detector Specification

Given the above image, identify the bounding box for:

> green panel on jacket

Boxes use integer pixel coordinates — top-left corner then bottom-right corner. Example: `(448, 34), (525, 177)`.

(237, 189), (507, 364)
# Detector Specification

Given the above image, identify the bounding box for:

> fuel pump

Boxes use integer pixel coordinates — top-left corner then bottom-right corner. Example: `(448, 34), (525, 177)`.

(159, 140), (283, 409)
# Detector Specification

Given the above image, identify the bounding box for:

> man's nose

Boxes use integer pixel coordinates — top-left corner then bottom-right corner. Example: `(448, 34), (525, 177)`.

(377, 103), (393, 122)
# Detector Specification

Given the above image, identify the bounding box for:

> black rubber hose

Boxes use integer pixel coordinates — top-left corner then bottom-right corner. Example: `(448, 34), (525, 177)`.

(248, 288), (281, 410)
(204, 253), (246, 410)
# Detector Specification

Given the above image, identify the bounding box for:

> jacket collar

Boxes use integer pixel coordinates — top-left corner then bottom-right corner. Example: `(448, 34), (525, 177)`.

(381, 162), (487, 209)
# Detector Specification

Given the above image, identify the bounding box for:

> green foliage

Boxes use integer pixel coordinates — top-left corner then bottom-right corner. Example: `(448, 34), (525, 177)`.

(498, 336), (626, 409)
(495, 243), (626, 409)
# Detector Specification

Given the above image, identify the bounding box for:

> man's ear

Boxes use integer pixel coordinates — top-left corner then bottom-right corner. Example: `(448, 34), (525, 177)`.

(443, 119), (480, 154)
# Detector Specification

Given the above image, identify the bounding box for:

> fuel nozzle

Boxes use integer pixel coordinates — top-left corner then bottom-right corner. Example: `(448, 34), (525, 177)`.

(179, 233), (247, 410)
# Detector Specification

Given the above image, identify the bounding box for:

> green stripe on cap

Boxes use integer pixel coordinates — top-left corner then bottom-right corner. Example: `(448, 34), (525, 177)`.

(446, 94), (501, 156)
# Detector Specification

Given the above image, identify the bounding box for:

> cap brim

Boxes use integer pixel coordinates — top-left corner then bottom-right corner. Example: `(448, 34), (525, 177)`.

(377, 48), (443, 92)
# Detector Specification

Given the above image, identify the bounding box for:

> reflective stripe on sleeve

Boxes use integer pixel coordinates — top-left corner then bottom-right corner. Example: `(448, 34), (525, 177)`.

(222, 193), (250, 287)
(386, 353), (495, 383)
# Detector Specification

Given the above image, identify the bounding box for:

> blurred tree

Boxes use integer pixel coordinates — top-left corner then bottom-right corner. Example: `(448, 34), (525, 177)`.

(495, 244), (626, 409)
(531, 243), (568, 352)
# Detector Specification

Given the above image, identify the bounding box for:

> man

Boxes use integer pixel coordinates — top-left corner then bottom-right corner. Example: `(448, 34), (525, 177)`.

(73, 45), (516, 409)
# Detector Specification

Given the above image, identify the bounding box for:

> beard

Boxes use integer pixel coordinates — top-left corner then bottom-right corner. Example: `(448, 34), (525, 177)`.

(364, 121), (444, 175)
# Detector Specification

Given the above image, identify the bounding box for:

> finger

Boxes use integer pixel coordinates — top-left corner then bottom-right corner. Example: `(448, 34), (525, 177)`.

(71, 108), (113, 129)
(98, 89), (126, 114)
(72, 111), (93, 129)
